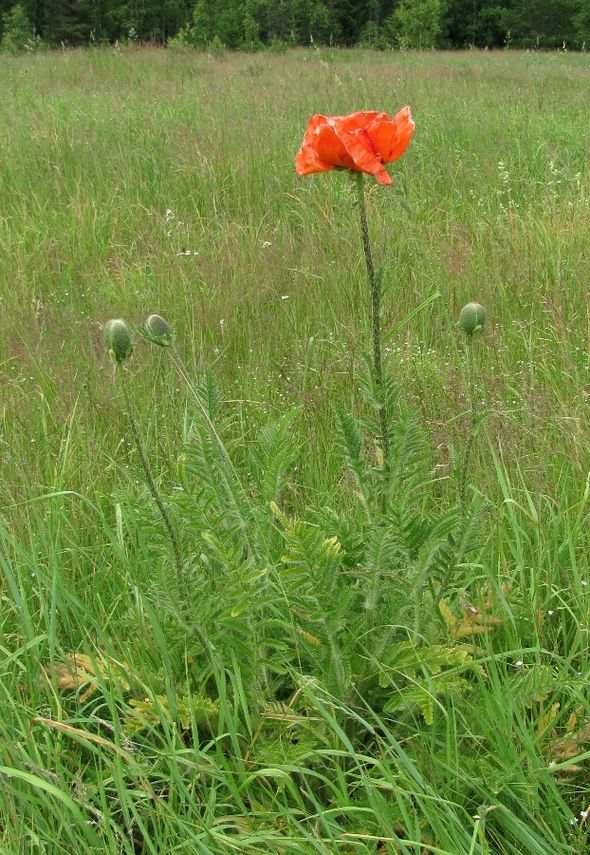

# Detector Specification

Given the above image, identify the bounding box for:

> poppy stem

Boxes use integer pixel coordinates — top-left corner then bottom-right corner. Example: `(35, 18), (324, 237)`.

(459, 334), (478, 511)
(355, 172), (390, 476)
(166, 344), (259, 563)
(118, 367), (187, 604)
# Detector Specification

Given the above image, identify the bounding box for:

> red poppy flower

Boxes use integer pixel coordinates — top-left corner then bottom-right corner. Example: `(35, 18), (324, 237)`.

(295, 107), (415, 186)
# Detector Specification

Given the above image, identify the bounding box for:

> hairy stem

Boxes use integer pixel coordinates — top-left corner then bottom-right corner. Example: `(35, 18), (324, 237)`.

(355, 172), (390, 474)
(119, 369), (187, 602)
(459, 336), (477, 510)
(167, 345), (259, 562)
(165, 347), (267, 689)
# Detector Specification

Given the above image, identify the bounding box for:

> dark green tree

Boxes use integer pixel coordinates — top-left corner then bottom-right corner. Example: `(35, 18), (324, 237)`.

(42, 0), (92, 44)
(442, 0), (510, 47)
(1, 2), (35, 50)
(503, 0), (578, 46)
(572, 0), (590, 46)
(0, 0), (586, 49)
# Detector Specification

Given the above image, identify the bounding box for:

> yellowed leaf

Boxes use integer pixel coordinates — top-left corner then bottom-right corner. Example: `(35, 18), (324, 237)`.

(374, 444), (384, 467)
(438, 600), (457, 637)
(296, 626), (321, 646)
(454, 623), (490, 638)
(537, 702), (560, 736)
(43, 652), (130, 701)
(461, 600), (480, 619)
(567, 708), (582, 734)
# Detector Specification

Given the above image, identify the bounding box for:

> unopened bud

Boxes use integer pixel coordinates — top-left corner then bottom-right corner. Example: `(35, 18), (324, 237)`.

(458, 302), (486, 337)
(104, 319), (133, 363)
(144, 313), (173, 347)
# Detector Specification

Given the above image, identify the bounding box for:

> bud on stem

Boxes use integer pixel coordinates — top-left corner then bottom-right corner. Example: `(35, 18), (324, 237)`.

(458, 302), (486, 337)
(104, 319), (133, 363)
(143, 314), (174, 347)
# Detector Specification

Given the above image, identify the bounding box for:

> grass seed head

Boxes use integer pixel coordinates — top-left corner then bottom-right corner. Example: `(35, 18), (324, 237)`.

(104, 318), (133, 363)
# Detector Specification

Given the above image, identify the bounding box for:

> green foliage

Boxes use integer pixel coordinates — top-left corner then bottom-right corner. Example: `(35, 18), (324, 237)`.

(572, 0), (590, 46)
(2, 48), (590, 855)
(502, 0), (579, 48)
(1, 2), (38, 52)
(191, 0), (218, 46)
(381, 641), (474, 724)
(242, 9), (263, 50)
(42, 0), (92, 45)
(384, 0), (445, 48)
(0, 0), (586, 48)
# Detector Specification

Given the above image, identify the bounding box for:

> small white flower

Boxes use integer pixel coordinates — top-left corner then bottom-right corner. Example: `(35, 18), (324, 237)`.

(515, 660), (524, 667)
(261, 240), (272, 248)
(548, 610), (554, 616)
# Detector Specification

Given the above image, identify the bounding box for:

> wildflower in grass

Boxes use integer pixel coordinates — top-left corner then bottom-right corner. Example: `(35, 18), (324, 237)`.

(295, 107), (414, 506)
(103, 318), (133, 363)
(295, 108), (414, 186)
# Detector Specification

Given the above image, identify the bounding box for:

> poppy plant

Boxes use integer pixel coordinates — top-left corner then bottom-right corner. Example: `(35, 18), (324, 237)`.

(295, 107), (415, 186)
(295, 107), (415, 506)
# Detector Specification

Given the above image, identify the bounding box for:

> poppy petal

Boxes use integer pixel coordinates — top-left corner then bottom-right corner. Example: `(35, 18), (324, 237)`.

(314, 123), (355, 169)
(373, 166), (393, 185)
(367, 106), (415, 164)
(295, 142), (333, 175)
(336, 127), (385, 179)
(337, 111), (383, 132)
(302, 114), (329, 140)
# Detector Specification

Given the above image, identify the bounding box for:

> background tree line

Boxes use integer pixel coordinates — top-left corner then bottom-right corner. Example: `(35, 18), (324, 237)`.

(2, 0), (590, 52)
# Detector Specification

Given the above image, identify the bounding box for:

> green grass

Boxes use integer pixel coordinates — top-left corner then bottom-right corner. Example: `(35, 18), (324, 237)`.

(1, 46), (590, 853)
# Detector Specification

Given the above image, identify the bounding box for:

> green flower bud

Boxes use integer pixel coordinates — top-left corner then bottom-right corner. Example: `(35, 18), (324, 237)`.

(458, 302), (486, 337)
(104, 318), (133, 363)
(143, 314), (173, 347)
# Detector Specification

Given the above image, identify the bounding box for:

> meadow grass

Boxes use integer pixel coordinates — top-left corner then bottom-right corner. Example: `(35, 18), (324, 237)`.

(1, 46), (590, 853)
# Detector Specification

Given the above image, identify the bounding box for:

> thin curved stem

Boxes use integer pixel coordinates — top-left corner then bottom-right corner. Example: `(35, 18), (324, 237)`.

(119, 369), (186, 602)
(121, 369), (222, 665)
(167, 345), (259, 562)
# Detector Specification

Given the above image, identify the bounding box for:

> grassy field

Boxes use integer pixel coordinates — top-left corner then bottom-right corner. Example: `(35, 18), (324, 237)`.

(1, 45), (590, 853)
